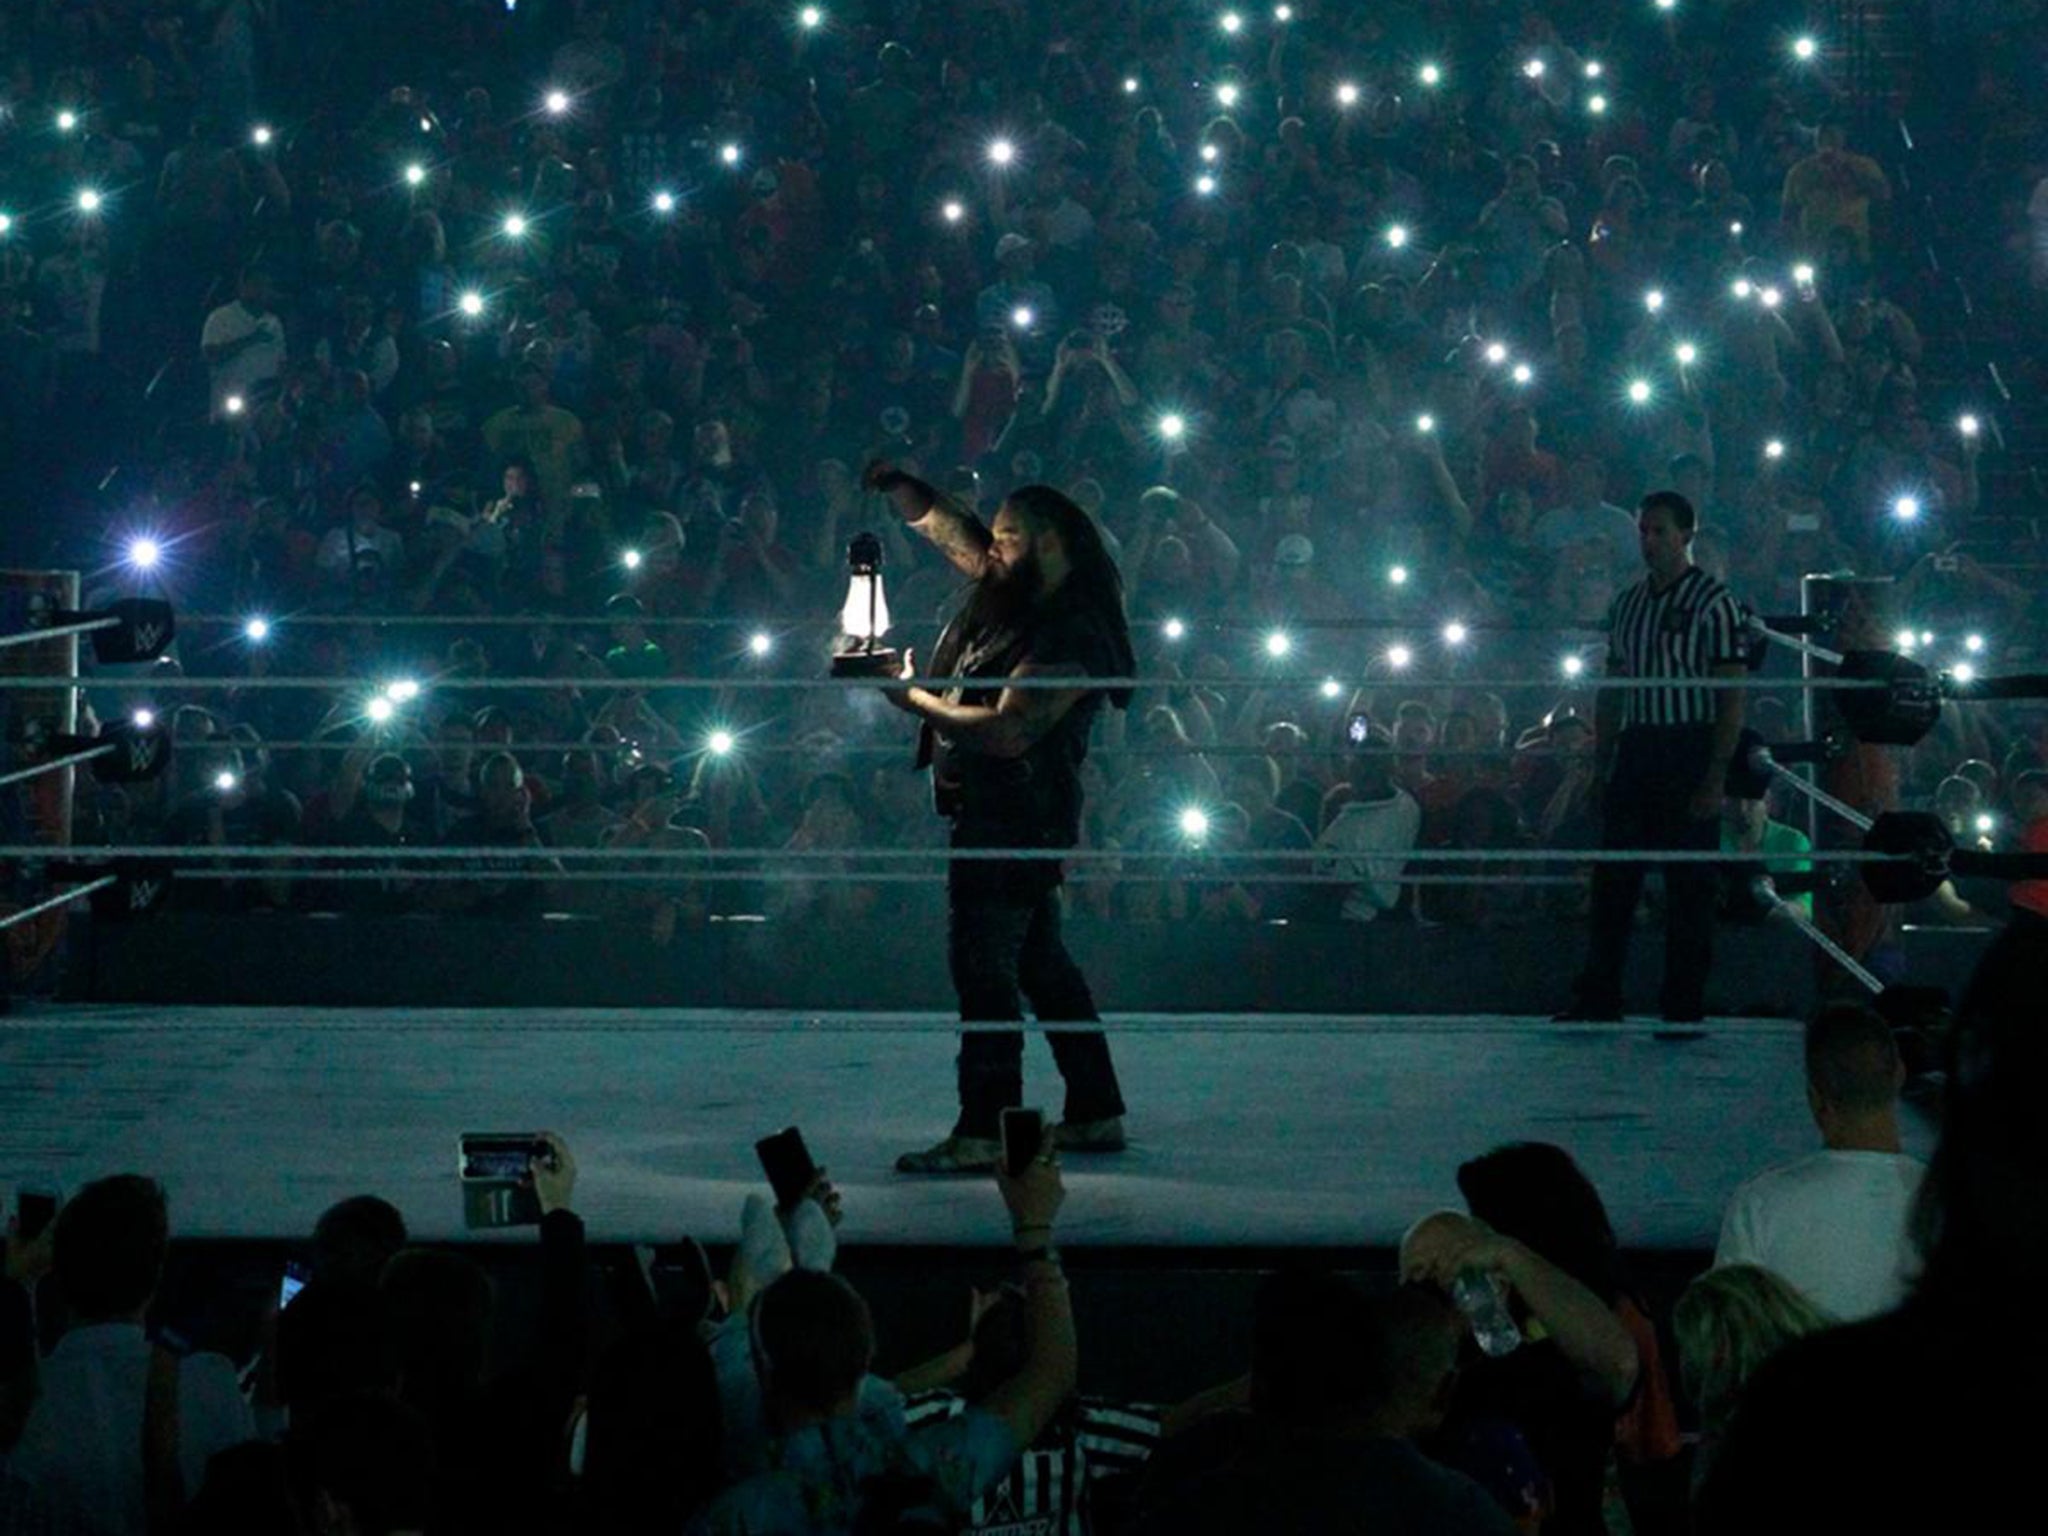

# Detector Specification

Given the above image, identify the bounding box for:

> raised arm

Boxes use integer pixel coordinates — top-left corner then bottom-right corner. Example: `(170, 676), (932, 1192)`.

(863, 461), (992, 579)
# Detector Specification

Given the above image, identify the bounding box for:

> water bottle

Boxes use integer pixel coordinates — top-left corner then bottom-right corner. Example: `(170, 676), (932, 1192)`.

(1451, 1268), (1523, 1357)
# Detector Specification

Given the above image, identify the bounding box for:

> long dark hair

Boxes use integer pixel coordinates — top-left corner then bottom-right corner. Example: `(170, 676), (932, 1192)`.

(1005, 483), (1138, 710)
(1457, 1141), (1624, 1304)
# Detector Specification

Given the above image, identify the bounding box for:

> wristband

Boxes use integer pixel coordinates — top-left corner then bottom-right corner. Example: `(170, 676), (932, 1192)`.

(1017, 1247), (1062, 1268)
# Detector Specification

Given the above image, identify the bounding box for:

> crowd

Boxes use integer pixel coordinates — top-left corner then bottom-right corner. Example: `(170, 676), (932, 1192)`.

(1, 2), (2045, 946)
(2, 925), (2038, 1535)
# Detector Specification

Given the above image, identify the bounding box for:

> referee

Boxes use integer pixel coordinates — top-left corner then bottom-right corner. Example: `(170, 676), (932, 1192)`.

(1558, 490), (1747, 1024)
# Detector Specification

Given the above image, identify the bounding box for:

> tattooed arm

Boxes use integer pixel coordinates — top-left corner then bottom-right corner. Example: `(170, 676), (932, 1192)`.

(862, 461), (991, 579)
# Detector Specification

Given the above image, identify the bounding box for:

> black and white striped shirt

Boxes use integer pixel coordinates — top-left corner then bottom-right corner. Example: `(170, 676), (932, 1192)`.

(902, 1392), (1164, 1536)
(1604, 565), (1747, 728)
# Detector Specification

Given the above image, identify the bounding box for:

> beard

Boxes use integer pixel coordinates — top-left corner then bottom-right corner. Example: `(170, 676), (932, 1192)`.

(965, 546), (1045, 633)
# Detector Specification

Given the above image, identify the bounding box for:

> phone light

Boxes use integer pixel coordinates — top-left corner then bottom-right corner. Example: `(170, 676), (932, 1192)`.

(1522, 58), (1546, 80)
(1627, 378), (1653, 405)
(1644, 288), (1666, 314)
(1511, 362), (1535, 386)
(1588, 94), (1609, 116)
(986, 137), (1015, 166)
(1264, 630), (1293, 659)
(1386, 643), (1414, 670)
(1163, 616), (1187, 641)
(1793, 262), (1817, 286)
(1584, 60), (1605, 79)
(1273, 4), (1294, 21)
(1892, 494), (1922, 522)
(1953, 663), (1977, 685)
(1959, 413), (1981, 438)
(76, 188), (104, 214)
(1793, 35), (1818, 61)
(458, 290), (486, 317)
(707, 728), (737, 757)
(404, 162), (427, 186)
(1442, 621), (1470, 646)
(1178, 806), (1211, 840)
(0, 214), (12, 236)
(1416, 413), (1436, 434)
(748, 631), (774, 657)
(126, 537), (163, 571)
(1921, 630), (1935, 646)
(1388, 564), (1410, 586)
(1216, 82), (1242, 108)
(1656, 0), (1678, 11)
(132, 709), (156, 730)
(385, 679), (422, 704)
(1010, 304), (1036, 331)
(1759, 285), (1783, 308)
(224, 393), (247, 416)
(1895, 629), (1917, 653)
(56, 109), (80, 134)
(1765, 438), (1787, 460)
(1418, 62), (1443, 87)
(1483, 341), (1508, 366)
(799, 4), (824, 28)
(214, 770), (240, 793)
(1336, 80), (1361, 107)
(1157, 412), (1188, 441)
(501, 213), (529, 238)
(653, 190), (677, 214)
(1219, 10), (1244, 34)
(1674, 341), (1698, 367)
(1385, 224), (1410, 249)
(621, 548), (644, 571)
(1123, 76), (1141, 94)
(365, 696), (396, 725)
(1195, 173), (1219, 196)
(251, 124), (274, 147)
(1319, 676), (1343, 699)
(1199, 143), (1221, 165)
(1730, 220), (1745, 237)
(243, 617), (271, 643)
(940, 198), (965, 224)
(1964, 633), (1985, 653)
(1561, 654), (1586, 678)
(720, 142), (743, 166)
(1731, 277), (1753, 300)
(544, 88), (571, 115)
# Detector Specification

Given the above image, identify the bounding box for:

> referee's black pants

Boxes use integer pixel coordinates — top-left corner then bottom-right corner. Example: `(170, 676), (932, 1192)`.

(946, 853), (1126, 1141)
(1574, 724), (1720, 1019)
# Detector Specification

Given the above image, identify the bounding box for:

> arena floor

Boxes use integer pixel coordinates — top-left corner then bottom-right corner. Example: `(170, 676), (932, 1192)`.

(0, 1007), (1937, 1251)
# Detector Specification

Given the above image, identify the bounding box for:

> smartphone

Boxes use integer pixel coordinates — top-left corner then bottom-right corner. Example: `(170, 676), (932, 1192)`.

(458, 1132), (548, 1229)
(1346, 711), (1371, 747)
(1001, 1108), (1046, 1179)
(279, 1259), (311, 1311)
(755, 1127), (819, 1209)
(17, 1190), (58, 1242)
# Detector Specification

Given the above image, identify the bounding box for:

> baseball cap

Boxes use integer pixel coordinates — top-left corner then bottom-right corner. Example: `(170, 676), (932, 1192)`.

(1274, 534), (1315, 567)
(993, 232), (1033, 261)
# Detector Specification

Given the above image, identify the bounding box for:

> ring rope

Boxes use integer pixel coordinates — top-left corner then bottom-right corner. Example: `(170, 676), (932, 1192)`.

(0, 672), (1884, 694)
(0, 842), (1904, 866)
(162, 867), (1588, 889)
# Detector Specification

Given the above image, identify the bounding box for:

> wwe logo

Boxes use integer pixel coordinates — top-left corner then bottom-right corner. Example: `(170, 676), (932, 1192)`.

(126, 737), (161, 774)
(130, 623), (167, 655)
(128, 879), (162, 912)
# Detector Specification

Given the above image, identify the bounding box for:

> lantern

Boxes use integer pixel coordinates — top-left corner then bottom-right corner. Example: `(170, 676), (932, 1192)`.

(830, 532), (900, 677)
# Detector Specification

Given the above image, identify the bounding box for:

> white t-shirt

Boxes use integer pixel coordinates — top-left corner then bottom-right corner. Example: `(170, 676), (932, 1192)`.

(9, 1323), (255, 1535)
(1714, 1149), (1926, 1321)
(1315, 788), (1420, 921)
(200, 299), (284, 416)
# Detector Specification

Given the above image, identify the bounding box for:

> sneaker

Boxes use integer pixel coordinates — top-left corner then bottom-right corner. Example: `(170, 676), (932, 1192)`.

(1055, 1116), (1128, 1153)
(1551, 1005), (1624, 1023)
(895, 1135), (1001, 1175)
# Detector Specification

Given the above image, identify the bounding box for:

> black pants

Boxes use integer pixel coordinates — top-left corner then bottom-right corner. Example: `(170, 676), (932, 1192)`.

(1574, 725), (1721, 1019)
(947, 863), (1126, 1140)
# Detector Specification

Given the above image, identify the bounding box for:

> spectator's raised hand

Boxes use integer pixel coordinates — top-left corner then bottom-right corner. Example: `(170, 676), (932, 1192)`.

(529, 1131), (578, 1215)
(3, 1209), (55, 1287)
(1399, 1209), (1515, 1289)
(995, 1122), (1065, 1235)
